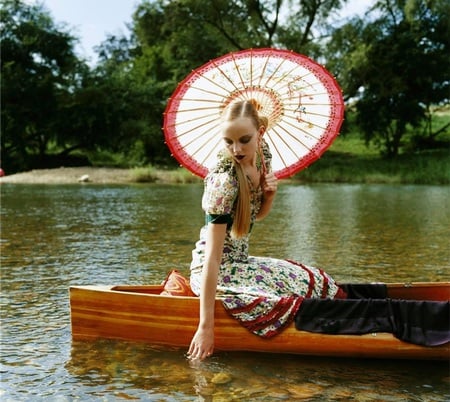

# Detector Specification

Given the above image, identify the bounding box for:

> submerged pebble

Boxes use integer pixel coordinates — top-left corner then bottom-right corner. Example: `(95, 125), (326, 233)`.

(211, 372), (233, 384)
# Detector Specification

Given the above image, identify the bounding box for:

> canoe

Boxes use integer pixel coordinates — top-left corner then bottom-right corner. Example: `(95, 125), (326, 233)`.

(69, 281), (450, 360)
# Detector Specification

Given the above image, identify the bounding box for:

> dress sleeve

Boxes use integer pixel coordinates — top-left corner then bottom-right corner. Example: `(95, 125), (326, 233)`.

(202, 171), (237, 224)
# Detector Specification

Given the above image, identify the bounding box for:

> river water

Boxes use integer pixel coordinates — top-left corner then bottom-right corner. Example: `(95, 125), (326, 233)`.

(1, 183), (449, 401)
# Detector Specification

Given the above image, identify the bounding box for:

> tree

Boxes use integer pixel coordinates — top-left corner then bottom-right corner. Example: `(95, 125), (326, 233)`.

(279, 0), (348, 59)
(121, 0), (350, 166)
(1, 0), (81, 171)
(95, 5), (179, 166)
(2, 0), (151, 172)
(328, 0), (450, 156)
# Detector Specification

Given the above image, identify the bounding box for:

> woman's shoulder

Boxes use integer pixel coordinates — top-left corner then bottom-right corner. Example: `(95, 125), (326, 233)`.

(204, 168), (237, 189)
(205, 151), (237, 183)
(202, 153), (238, 213)
(209, 150), (235, 175)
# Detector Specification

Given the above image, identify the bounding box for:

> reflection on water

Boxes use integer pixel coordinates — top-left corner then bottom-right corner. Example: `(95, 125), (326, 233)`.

(252, 184), (450, 282)
(65, 340), (449, 401)
(1, 183), (449, 401)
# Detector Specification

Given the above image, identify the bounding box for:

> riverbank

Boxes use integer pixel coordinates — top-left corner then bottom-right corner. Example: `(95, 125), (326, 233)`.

(0, 166), (202, 184)
(0, 167), (134, 184)
(294, 149), (450, 185)
(1, 149), (449, 185)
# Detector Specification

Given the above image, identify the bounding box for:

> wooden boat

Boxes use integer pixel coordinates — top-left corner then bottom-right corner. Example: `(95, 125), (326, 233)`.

(69, 281), (450, 360)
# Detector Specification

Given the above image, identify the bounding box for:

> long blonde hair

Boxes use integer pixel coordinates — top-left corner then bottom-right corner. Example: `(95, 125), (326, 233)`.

(221, 100), (268, 239)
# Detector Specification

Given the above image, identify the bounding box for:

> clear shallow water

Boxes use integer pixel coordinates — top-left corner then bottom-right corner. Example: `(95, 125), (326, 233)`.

(1, 183), (449, 401)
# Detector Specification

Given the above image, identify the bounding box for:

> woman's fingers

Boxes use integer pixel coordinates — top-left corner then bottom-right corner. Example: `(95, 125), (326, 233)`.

(263, 173), (278, 192)
(187, 348), (213, 361)
(188, 341), (213, 360)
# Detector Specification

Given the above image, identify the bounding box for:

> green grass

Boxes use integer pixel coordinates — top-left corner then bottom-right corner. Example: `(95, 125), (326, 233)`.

(288, 107), (450, 185)
(293, 134), (450, 184)
(127, 147), (449, 185)
(129, 134), (449, 185)
(130, 166), (202, 184)
(130, 166), (159, 183)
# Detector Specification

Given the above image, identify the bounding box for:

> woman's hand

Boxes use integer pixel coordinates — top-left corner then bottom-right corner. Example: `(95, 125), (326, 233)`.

(187, 326), (214, 360)
(257, 173), (278, 221)
(262, 172), (277, 195)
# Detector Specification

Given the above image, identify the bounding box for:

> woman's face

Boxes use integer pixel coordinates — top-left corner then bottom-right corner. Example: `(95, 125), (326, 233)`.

(222, 117), (261, 167)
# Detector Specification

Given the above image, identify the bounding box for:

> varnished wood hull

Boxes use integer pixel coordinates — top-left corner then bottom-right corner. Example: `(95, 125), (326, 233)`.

(69, 282), (450, 360)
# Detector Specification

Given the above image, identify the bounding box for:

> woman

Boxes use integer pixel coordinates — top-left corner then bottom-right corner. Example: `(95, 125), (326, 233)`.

(187, 100), (344, 360)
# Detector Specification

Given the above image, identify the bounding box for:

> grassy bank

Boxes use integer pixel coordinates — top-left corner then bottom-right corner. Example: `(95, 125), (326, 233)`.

(3, 149), (447, 185)
(293, 149), (449, 184)
(6, 128), (446, 185)
(131, 135), (449, 185)
(291, 108), (450, 184)
(130, 166), (202, 184)
(129, 149), (449, 185)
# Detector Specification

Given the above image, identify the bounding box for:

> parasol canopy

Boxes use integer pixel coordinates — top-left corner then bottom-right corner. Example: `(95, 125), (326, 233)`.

(163, 48), (344, 179)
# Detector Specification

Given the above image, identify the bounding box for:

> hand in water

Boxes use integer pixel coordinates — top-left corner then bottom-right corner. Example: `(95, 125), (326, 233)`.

(187, 327), (214, 361)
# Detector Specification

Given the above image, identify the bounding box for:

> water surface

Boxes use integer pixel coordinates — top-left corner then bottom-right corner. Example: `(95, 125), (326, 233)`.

(1, 183), (449, 401)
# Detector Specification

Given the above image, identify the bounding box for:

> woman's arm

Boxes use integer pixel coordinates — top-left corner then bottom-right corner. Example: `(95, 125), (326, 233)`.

(256, 172), (278, 221)
(188, 222), (227, 360)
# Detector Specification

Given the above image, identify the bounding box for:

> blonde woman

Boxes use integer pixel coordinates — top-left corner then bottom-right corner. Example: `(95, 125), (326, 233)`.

(188, 100), (345, 360)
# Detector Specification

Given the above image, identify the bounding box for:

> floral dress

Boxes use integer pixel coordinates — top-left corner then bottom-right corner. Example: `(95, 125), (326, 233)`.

(190, 147), (343, 338)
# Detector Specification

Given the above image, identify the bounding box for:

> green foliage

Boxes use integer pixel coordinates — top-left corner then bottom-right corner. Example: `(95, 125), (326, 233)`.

(279, 0), (347, 57)
(130, 166), (158, 182)
(295, 146), (450, 185)
(327, 0), (450, 157)
(2, 0), (449, 176)
(296, 107), (450, 184)
(130, 166), (202, 183)
(1, 0), (80, 171)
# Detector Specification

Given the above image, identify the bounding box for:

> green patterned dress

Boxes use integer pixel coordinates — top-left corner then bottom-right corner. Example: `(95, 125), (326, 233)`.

(190, 146), (343, 338)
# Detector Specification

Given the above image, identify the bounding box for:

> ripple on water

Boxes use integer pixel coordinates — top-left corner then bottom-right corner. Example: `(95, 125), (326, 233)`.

(1, 184), (449, 401)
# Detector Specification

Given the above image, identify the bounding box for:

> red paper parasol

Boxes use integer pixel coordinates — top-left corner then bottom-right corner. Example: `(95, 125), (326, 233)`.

(163, 48), (344, 179)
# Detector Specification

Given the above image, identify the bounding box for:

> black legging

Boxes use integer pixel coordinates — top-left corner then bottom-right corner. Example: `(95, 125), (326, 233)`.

(295, 284), (450, 346)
